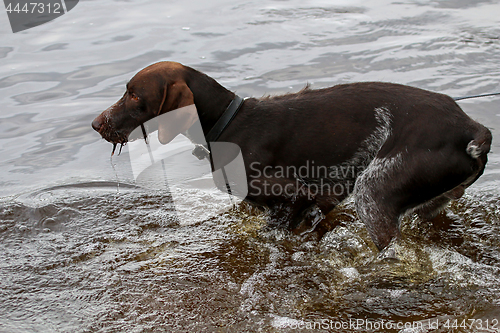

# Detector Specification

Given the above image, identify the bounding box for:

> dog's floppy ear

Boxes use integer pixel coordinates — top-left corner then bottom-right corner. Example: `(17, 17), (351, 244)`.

(157, 81), (198, 145)
(159, 81), (195, 115)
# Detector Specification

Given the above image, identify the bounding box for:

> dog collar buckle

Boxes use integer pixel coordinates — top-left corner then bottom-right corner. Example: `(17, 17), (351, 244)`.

(192, 144), (210, 160)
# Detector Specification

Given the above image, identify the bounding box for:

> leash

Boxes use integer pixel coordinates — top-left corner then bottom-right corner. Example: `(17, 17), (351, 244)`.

(453, 92), (500, 101)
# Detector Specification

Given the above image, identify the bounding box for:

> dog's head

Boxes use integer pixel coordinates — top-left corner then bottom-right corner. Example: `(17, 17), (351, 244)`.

(92, 62), (198, 153)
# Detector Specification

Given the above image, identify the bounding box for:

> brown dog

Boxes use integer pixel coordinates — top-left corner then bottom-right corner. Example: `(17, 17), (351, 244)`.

(92, 61), (492, 251)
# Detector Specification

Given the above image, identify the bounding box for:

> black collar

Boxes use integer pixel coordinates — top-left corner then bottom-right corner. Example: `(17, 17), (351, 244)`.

(205, 95), (244, 142)
(188, 95), (244, 160)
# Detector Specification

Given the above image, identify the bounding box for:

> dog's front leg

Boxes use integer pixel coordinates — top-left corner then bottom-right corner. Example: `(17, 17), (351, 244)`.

(247, 176), (316, 229)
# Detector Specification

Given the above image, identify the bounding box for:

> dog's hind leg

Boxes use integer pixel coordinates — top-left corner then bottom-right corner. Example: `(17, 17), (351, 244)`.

(353, 155), (404, 251)
(411, 194), (452, 220)
(354, 144), (483, 251)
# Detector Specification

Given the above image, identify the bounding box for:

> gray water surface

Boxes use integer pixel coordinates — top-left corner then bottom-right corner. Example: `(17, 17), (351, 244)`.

(1, 0), (500, 332)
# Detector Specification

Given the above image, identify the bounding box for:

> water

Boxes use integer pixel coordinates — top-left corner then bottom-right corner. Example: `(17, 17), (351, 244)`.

(1, 0), (500, 332)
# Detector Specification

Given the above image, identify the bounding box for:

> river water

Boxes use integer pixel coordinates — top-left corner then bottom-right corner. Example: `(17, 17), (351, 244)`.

(1, 0), (500, 332)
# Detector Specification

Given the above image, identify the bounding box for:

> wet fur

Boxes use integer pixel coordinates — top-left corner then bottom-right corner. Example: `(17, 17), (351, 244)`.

(92, 62), (492, 251)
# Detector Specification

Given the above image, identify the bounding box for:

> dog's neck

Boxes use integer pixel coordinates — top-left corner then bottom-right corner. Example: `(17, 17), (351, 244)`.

(184, 67), (236, 138)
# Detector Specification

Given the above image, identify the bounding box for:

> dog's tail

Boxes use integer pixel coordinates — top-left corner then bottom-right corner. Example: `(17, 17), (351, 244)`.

(466, 126), (492, 159)
(462, 127), (491, 188)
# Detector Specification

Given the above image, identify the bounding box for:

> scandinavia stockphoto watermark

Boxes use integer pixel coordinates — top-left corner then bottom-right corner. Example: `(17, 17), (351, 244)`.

(3, 0), (79, 32)
(248, 161), (365, 199)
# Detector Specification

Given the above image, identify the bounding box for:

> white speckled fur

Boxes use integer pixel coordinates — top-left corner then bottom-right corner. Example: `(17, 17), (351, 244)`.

(354, 154), (404, 237)
(340, 106), (393, 170)
(351, 107), (406, 245)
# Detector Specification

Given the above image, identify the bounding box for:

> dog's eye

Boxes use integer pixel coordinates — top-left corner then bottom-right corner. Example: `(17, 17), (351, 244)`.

(130, 93), (140, 101)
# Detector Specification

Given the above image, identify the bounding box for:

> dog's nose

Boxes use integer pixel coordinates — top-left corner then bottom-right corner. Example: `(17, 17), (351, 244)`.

(92, 118), (102, 132)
